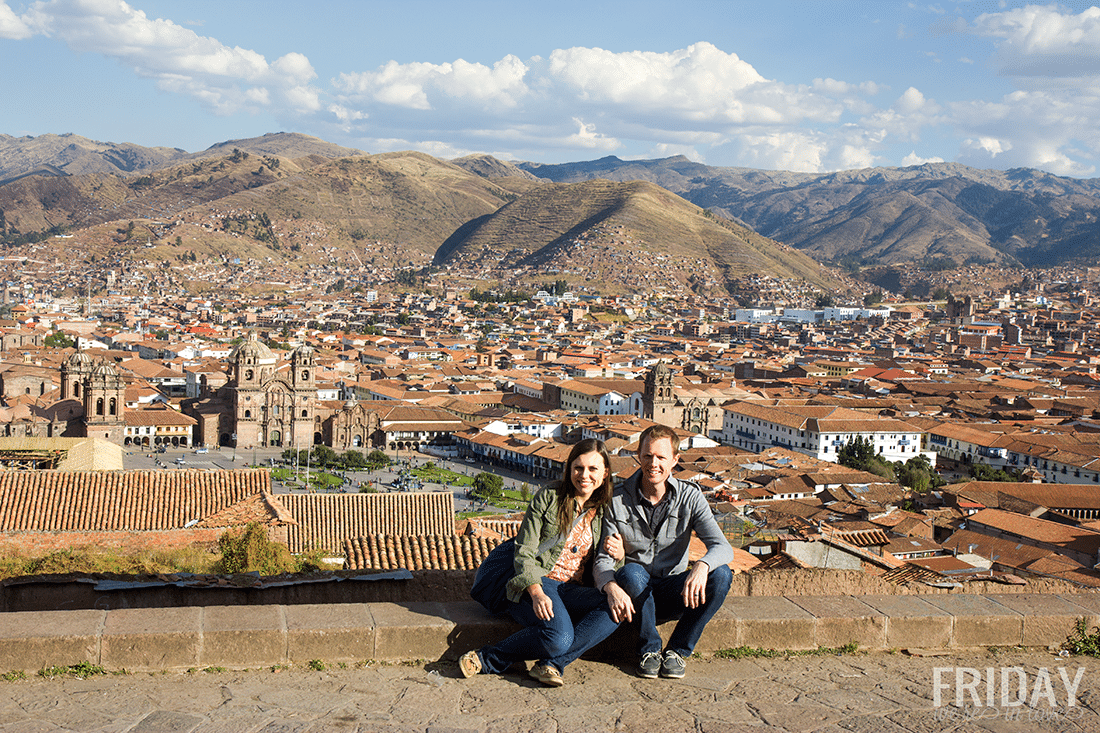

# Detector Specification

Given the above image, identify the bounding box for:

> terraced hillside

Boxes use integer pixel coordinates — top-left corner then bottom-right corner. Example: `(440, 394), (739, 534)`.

(434, 179), (843, 294)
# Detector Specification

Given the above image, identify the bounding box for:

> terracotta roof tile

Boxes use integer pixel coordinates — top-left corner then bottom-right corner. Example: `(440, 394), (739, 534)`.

(278, 492), (454, 553)
(0, 469), (269, 532)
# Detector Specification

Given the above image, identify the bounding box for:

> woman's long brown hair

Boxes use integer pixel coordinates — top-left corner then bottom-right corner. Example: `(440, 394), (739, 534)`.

(554, 438), (614, 537)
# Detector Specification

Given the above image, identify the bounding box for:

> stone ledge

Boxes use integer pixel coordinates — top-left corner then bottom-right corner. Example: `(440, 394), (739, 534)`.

(0, 594), (1088, 672)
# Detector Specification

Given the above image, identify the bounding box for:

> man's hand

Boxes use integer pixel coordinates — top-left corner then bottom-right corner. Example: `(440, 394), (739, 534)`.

(681, 561), (710, 609)
(603, 580), (635, 623)
(528, 584), (553, 620)
(604, 533), (624, 562)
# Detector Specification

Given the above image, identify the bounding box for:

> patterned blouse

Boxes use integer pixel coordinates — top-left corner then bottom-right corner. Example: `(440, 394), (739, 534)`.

(546, 507), (597, 583)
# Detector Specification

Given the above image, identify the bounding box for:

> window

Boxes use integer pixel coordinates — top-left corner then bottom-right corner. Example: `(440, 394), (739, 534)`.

(96, 398), (104, 416)
(244, 409), (251, 418)
(109, 398), (116, 415)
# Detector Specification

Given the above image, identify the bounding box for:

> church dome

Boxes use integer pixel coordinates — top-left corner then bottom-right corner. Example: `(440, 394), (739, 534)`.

(63, 348), (93, 368)
(90, 361), (118, 379)
(230, 332), (275, 363)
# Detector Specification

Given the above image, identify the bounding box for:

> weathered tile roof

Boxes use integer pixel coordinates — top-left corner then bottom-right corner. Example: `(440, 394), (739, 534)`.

(278, 492), (454, 553)
(343, 533), (504, 571)
(0, 469), (269, 531)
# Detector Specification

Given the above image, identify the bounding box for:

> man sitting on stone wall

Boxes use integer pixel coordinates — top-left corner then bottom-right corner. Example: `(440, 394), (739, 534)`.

(594, 424), (733, 679)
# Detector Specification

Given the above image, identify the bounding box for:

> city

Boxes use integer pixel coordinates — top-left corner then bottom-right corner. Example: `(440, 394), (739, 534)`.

(0, 254), (1098, 591)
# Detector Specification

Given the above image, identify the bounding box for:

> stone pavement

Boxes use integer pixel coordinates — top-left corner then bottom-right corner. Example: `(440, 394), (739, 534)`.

(0, 648), (1097, 732)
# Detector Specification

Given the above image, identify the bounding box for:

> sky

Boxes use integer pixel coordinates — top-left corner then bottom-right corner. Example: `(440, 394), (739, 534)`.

(2, 0), (1100, 176)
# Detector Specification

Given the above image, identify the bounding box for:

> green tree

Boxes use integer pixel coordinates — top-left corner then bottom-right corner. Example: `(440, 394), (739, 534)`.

(366, 450), (390, 468)
(341, 450), (367, 469)
(863, 290), (884, 307)
(837, 436), (896, 481)
(894, 454), (942, 493)
(969, 463), (1019, 482)
(45, 331), (74, 349)
(473, 472), (504, 503)
(837, 436), (875, 468)
(311, 445), (338, 467)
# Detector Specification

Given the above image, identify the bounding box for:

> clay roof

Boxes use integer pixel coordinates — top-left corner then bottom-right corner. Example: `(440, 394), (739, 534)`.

(967, 508), (1100, 555)
(0, 469), (269, 531)
(193, 492), (297, 528)
(278, 492), (454, 553)
(343, 533), (504, 571)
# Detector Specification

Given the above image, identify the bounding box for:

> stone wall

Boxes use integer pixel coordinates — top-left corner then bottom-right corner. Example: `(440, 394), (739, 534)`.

(1, 567), (1093, 613)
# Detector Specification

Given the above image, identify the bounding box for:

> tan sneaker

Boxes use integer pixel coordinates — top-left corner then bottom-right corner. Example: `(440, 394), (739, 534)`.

(529, 663), (564, 687)
(459, 650), (482, 678)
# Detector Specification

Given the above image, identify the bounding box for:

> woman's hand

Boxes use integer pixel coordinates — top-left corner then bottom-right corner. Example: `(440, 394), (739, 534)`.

(604, 532), (625, 562)
(528, 584), (553, 620)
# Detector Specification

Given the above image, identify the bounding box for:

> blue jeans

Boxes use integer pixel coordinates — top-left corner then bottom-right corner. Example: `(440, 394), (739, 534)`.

(478, 578), (619, 674)
(614, 562), (732, 657)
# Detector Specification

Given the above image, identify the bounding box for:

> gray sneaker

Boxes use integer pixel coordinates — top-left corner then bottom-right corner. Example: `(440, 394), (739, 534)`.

(638, 651), (662, 679)
(660, 650), (686, 679)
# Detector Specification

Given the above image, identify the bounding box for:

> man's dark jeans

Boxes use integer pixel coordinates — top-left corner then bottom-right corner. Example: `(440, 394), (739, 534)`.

(615, 562), (732, 657)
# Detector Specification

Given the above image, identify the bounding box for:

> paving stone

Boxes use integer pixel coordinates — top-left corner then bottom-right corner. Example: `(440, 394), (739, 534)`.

(787, 595), (887, 650)
(370, 602), (455, 661)
(725, 596), (816, 650)
(283, 603), (375, 664)
(128, 710), (204, 732)
(436, 600), (519, 660)
(201, 605), (286, 668)
(984, 594), (1087, 647)
(922, 595), (1023, 648)
(859, 594), (954, 651)
(833, 714), (913, 733)
(0, 610), (103, 673)
(752, 701), (846, 731)
(101, 607), (201, 671)
(613, 701), (697, 733)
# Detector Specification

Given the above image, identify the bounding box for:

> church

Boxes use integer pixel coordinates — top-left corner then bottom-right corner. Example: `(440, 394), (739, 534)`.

(642, 361), (746, 439)
(184, 333), (380, 451)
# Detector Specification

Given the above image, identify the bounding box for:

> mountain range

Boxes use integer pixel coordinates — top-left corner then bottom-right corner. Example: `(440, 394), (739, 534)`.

(519, 156), (1100, 269)
(1, 131), (1099, 298)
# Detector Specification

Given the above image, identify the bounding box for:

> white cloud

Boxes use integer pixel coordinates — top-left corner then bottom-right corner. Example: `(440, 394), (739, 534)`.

(0, 1), (31, 39)
(563, 118), (620, 151)
(17, 0), (319, 116)
(972, 5), (1100, 83)
(335, 56), (529, 110)
(902, 151), (945, 166)
(951, 90), (1099, 176)
(16, 3), (1098, 174)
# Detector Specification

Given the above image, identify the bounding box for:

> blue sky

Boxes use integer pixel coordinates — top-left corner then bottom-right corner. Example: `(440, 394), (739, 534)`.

(2, 0), (1100, 176)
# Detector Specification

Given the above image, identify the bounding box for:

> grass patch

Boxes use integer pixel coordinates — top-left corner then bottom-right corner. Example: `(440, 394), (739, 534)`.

(0, 525), (330, 581)
(1064, 618), (1100, 657)
(307, 659), (325, 671)
(715, 642), (859, 659)
(38, 662), (106, 679)
(410, 465), (473, 486)
(1, 671), (25, 682)
(0, 546), (218, 580)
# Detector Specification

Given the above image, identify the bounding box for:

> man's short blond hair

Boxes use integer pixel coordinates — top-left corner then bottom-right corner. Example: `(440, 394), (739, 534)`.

(639, 424), (679, 455)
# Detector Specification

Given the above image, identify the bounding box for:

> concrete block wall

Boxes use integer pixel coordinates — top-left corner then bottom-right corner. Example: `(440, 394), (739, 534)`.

(0, 594), (1093, 673)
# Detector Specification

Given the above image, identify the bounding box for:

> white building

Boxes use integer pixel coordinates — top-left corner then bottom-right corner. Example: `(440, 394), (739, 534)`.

(721, 402), (929, 464)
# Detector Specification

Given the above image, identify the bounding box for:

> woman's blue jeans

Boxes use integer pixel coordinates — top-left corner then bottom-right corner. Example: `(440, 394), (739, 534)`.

(479, 578), (619, 674)
(614, 562), (733, 657)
